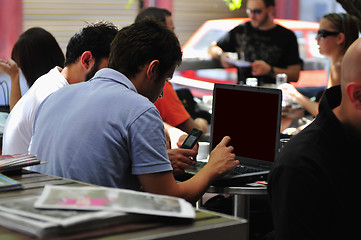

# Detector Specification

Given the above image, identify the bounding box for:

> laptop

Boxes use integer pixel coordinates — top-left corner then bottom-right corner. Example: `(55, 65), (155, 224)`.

(176, 83), (282, 186)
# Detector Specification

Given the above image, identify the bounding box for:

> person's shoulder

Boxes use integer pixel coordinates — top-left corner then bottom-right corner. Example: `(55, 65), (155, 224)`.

(34, 66), (63, 83)
(275, 24), (297, 36)
(276, 122), (326, 167)
(107, 81), (156, 116)
(228, 21), (248, 34)
(234, 21), (250, 30)
(9, 72), (56, 113)
(27, 67), (67, 98)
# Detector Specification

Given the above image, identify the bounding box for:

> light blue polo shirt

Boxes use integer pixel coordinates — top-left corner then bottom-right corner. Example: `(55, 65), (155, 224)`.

(30, 68), (172, 190)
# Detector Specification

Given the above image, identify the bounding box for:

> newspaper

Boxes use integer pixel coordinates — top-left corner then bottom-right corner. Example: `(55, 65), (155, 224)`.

(0, 196), (126, 226)
(0, 196), (140, 238)
(35, 185), (196, 219)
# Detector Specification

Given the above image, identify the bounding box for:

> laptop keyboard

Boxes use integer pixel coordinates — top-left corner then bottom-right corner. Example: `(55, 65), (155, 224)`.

(232, 164), (264, 175)
(176, 160), (270, 186)
(194, 161), (264, 175)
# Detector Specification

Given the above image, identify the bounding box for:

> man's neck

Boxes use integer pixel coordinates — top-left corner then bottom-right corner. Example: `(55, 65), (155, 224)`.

(258, 19), (276, 31)
(60, 64), (84, 84)
(334, 105), (361, 138)
(60, 67), (71, 84)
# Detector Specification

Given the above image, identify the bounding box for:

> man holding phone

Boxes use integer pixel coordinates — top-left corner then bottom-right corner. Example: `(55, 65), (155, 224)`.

(134, 7), (209, 176)
(29, 20), (238, 204)
(180, 128), (203, 149)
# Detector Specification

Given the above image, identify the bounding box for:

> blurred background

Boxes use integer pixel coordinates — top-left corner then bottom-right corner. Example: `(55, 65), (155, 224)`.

(0, 0), (350, 108)
(0, 0), (345, 59)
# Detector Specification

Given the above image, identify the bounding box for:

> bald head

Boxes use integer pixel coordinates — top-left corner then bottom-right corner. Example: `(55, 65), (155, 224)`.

(335, 37), (361, 134)
(342, 37), (361, 88)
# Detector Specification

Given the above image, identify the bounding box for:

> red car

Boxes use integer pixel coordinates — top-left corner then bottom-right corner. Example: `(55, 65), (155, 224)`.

(172, 18), (329, 98)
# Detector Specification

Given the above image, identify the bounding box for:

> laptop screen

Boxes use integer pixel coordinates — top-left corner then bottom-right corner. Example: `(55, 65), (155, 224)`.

(210, 84), (282, 164)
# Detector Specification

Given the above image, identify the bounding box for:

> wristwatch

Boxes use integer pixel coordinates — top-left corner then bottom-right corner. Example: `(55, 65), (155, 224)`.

(269, 65), (275, 76)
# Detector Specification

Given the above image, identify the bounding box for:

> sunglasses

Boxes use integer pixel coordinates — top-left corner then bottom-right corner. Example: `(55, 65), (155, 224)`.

(246, 8), (263, 15)
(317, 29), (340, 39)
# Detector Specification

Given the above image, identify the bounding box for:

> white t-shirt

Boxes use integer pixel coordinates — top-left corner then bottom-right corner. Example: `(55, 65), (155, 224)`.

(2, 66), (68, 154)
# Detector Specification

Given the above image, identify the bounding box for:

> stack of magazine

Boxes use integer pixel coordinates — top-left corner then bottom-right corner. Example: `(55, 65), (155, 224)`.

(0, 154), (42, 191)
(0, 185), (195, 238)
(0, 173), (22, 191)
(0, 154), (41, 172)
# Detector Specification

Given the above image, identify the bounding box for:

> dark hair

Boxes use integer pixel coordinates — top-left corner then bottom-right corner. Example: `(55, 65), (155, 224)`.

(64, 21), (118, 67)
(135, 7), (172, 24)
(108, 19), (182, 79)
(263, 0), (275, 7)
(11, 27), (65, 87)
(323, 13), (360, 54)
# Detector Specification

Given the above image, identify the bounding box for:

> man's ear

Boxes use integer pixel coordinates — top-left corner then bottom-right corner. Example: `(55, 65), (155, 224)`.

(346, 82), (361, 110)
(146, 60), (160, 80)
(267, 6), (275, 16)
(80, 51), (94, 70)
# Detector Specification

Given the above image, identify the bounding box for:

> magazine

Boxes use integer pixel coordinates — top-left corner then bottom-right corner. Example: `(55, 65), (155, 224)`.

(35, 185), (196, 219)
(0, 196), (139, 238)
(0, 173), (22, 191)
(0, 154), (42, 172)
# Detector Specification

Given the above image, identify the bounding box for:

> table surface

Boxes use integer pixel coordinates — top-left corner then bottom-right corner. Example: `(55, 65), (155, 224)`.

(206, 184), (267, 195)
(0, 170), (248, 240)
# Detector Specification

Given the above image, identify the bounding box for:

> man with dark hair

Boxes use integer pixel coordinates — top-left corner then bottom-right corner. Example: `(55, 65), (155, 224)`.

(135, 7), (174, 32)
(29, 20), (238, 204)
(64, 22), (118, 81)
(108, 19), (180, 82)
(135, 7), (208, 175)
(209, 0), (302, 85)
(2, 21), (118, 154)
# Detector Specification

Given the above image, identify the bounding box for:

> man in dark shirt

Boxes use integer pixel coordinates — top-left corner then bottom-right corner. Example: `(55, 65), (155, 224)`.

(267, 37), (361, 239)
(209, 0), (302, 84)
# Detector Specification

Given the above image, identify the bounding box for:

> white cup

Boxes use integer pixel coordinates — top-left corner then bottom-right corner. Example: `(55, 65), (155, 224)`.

(198, 142), (210, 160)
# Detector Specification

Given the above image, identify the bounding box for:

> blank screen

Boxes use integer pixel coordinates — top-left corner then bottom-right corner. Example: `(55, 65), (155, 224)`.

(211, 86), (280, 163)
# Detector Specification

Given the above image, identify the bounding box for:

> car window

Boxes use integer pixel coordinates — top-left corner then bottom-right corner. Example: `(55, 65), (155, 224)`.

(193, 29), (227, 51)
(294, 31), (306, 59)
(308, 32), (324, 59)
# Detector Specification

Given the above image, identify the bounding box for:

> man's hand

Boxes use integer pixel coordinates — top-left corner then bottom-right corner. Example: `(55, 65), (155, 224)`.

(204, 136), (239, 178)
(167, 148), (197, 175)
(208, 42), (234, 68)
(166, 134), (200, 175)
(220, 54), (236, 68)
(250, 60), (271, 76)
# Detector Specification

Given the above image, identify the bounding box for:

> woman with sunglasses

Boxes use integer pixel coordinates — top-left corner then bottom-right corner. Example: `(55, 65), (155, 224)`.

(280, 13), (359, 116)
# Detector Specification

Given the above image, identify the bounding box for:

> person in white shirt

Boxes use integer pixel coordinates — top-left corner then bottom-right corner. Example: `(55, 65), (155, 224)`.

(2, 22), (118, 154)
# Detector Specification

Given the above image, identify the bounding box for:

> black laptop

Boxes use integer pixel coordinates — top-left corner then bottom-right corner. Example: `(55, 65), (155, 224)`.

(176, 83), (282, 186)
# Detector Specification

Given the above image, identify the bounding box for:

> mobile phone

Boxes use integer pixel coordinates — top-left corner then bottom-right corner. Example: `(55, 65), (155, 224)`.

(180, 128), (203, 149)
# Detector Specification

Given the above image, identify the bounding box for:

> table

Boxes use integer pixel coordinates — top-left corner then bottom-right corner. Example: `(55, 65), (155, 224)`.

(201, 185), (267, 219)
(0, 170), (248, 239)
